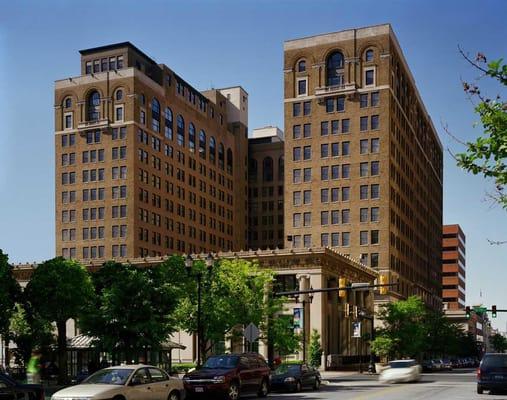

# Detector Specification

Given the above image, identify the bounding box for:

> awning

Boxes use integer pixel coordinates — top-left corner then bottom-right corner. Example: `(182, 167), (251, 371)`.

(65, 334), (186, 351)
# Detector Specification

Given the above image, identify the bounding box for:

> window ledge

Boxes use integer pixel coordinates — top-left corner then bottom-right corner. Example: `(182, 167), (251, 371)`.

(315, 83), (358, 96)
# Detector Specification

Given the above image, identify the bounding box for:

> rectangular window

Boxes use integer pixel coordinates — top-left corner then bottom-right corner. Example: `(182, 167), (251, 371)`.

(341, 119), (350, 133)
(371, 253), (379, 267)
(321, 166), (329, 180)
(360, 139), (369, 154)
(293, 169), (301, 183)
(342, 186), (350, 201)
(321, 144), (329, 158)
(293, 103), (301, 116)
(371, 161), (379, 176)
(360, 116), (368, 131)
(293, 213), (301, 228)
(303, 124), (311, 138)
(371, 207), (379, 222)
(321, 233), (329, 247)
(342, 164), (350, 178)
(303, 168), (311, 182)
(371, 115), (379, 130)
(331, 188), (339, 202)
(365, 69), (375, 86)
(109, 57), (116, 70)
(297, 79), (307, 96)
(360, 230), (368, 245)
(65, 114), (72, 129)
(331, 120), (339, 135)
(303, 101), (311, 115)
(85, 61), (92, 74)
(360, 185), (368, 199)
(321, 188), (329, 203)
(292, 235), (301, 248)
(371, 230), (379, 244)
(360, 93), (368, 108)
(293, 147), (301, 161)
(360, 162), (369, 177)
(293, 191), (302, 206)
(342, 232), (350, 246)
(371, 138), (380, 153)
(326, 98), (334, 113)
(371, 92), (379, 106)
(117, 56), (124, 69)
(331, 233), (340, 247)
(342, 141), (350, 156)
(115, 107), (123, 122)
(360, 208), (368, 222)
(303, 234), (311, 248)
(331, 210), (339, 224)
(293, 125), (301, 139)
(303, 212), (311, 227)
(303, 146), (311, 160)
(321, 121), (329, 136)
(303, 190), (311, 204)
(331, 165), (339, 180)
(371, 184), (380, 199)
(321, 211), (329, 225)
(342, 209), (350, 223)
(336, 96), (345, 112)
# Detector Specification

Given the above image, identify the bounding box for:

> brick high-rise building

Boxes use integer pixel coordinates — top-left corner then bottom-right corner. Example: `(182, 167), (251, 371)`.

(442, 224), (466, 310)
(283, 24), (443, 308)
(55, 42), (248, 260)
(247, 127), (285, 250)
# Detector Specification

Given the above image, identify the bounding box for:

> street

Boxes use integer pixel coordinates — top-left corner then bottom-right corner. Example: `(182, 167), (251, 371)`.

(266, 369), (507, 400)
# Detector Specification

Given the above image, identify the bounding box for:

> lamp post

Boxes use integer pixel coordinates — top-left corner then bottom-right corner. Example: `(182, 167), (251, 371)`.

(185, 253), (214, 368)
(295, 287), (314, 363)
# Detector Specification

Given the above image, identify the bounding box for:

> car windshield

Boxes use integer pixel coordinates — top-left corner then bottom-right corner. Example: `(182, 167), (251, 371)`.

(482, 355), (507, 369)
(389, 361), (415, 368)
(274, 364), (301, 375)
(83, 368), (134, 385)
(202, 356), (239, 369)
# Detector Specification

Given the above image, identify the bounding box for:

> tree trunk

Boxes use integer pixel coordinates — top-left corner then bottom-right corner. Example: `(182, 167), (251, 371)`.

(56, 320), (67, 384)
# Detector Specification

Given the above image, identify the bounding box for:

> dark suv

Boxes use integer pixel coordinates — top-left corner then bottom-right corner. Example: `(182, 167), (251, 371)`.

(183, 353), (270, 399)
(477, 353), (507, 394)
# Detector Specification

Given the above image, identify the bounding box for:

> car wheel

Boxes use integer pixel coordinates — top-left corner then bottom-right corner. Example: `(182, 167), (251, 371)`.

(477, 385), (483, 394)
(168, 390), (180, 400)
(228, 382), (240, 400)
(257, 379), (269, 397)
(313, 378), (321, 390)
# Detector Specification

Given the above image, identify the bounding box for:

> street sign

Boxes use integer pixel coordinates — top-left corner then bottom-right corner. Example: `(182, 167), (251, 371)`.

(352, 322), (361, 338)
(473, 306), (487, 315)
(244, 323), (260, 342)
(350, 282), (370, 290)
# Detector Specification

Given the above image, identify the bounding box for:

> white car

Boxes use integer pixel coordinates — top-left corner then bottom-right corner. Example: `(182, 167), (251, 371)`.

(51, 364), (185, 400)
(379, 360), (422, 383)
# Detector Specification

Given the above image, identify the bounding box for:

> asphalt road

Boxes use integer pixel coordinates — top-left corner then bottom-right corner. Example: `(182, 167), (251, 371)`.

(265, 369), (507, 400)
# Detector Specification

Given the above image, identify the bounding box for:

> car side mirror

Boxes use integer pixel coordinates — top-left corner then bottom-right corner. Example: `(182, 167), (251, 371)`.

(130, 377), (141, 386)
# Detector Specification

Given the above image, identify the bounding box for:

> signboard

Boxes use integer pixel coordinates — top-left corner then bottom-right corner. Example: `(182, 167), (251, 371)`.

(244, 323), (260, 342)
(352, 322), (361, 338)
(473, 306), (487, 315)
(293, 308), (303, 334)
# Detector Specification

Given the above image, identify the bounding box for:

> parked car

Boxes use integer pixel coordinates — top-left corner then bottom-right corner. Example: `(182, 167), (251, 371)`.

(183, 353), (270, 400)
(379, 360), (422, 383)
(422, 360), (439, 372)
(431, 359), (443, 370)
(270, 363), (321, 392)
(441, 359), (453, 370)
(0, 372), (44, 400)
(477, 353), (507, 394)
(51, 365), (184, 400)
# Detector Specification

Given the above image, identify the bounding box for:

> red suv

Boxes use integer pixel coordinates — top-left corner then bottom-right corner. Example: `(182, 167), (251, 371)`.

(183, 353), (270, 399)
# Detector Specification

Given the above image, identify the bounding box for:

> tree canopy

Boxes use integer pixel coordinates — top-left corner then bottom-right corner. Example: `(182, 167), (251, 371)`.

(0, 250), (20, 338)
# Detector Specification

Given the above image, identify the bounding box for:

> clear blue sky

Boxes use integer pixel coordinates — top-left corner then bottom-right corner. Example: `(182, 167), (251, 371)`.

(1, 0), (506, 330)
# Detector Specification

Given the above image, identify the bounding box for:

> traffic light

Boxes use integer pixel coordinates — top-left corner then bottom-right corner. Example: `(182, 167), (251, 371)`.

(492, 305), (497, 318)
(465, 306), (471, 319)
(379, 274), (388, 295)
(338, 277), (347, 298)
(344, 303), (350, 317)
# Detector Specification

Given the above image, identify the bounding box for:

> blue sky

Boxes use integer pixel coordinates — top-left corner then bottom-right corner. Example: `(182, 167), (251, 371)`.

(1, 0), (506, 330)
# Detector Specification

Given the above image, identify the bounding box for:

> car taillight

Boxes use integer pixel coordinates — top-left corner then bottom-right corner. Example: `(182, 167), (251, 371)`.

(477, 368), (481, 379)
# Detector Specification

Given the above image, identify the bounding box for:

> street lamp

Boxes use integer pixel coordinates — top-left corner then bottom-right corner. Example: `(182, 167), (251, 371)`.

(185, 253), (214, 368)
(295, 287), (314, 363)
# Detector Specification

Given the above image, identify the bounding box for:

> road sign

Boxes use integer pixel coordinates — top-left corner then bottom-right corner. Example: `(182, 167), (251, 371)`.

(350, 282), (370, 290)
(244, 323), (260, 342)
(473, 306), (487, 315)
(352, 322), (361, 338)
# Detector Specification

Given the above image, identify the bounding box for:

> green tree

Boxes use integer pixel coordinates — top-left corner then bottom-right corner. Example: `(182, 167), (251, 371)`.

(423, 310), (465, 358)
(271, 314), (300, 358)
(491, 333), (507, 353)
(370, 336), (396, 361)
(455, 51), (507, 209)
(80, 258), (185, 363)
(0, 250), (21, 363)
(308, 329), (323, 368)
(174, 258), (277, 362)
(25, 257), (94, 383)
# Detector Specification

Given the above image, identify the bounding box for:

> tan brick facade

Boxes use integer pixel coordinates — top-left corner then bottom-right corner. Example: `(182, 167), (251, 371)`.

(442, 224), (466, 310)
(283, 25), (443, 309)
(55, 43), (248, 260)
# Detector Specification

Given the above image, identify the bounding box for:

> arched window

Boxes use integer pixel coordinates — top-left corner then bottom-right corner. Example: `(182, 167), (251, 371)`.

(297, 60), (306, 72)
(278, 156), (284, 181)
(87, 91), (100, 121)
(64, 97), (72, 108)
(365, 49), (374, 62)
(209, 136), (216, 163)
(177, 115), (185, 146)
(199, 130), (206, 159)
(218, 143), (225, 169)
(188, 123), (196, 152)
(263, 156), (274, 182)
(115, 89), (123, 101)
(326, 51), (344, 86)
(249, 158), (258, 181)
(151, 98), (160, 132)
(164, 107), (173, 140)
(226, 148), (233, 174)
